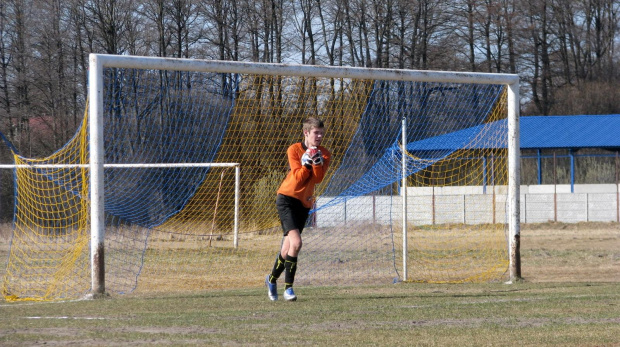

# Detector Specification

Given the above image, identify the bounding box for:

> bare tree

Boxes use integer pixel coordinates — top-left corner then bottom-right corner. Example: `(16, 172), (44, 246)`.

(83, 0), (134, 55)
(341, 0), (362, 66)
(0, 0), (618, 160)
(168, 0), (202, 59)
(201, 0), (245, 61)
(7, 0), (33, 154)
(0, 1), (14, 142)
(31, 0), (71, 150)
(368, 0), (393, 68)
(139, 0), (171, 57)
(524, 0), (554, 115)
(297, 0), (317, 65)
(502, 0), (519, 73)
(316, 0), (345, 66)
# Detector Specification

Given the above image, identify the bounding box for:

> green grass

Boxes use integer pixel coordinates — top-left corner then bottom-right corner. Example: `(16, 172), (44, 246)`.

(1, 282), (618, 346)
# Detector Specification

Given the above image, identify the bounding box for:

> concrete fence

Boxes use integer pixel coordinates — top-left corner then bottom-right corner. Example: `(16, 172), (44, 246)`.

(315, 184), (620, 227)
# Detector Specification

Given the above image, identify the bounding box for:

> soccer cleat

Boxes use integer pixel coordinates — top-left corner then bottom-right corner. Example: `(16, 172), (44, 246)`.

(265, 275), (278, 301)
(283, 287), (297, 301)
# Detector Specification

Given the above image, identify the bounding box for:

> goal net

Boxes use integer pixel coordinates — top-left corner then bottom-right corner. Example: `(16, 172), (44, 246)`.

(1, 55), (518, 301)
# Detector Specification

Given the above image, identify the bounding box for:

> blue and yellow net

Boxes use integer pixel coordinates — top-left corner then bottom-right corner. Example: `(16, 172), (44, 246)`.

(1, 68), (509, 301)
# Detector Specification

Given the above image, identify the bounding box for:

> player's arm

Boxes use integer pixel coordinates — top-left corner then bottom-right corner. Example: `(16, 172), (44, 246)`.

(288, 146), (312, 182)
(311, 150), (330, 183)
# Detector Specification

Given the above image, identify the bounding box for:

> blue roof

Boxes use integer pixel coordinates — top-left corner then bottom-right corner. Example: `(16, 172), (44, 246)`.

(406, 114), (620, 151)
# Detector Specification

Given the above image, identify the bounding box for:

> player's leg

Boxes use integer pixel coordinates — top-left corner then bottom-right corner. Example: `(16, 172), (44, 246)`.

(268, 194), (309, 301)
(282, 229), (302, 257)
(266, 195), (297, 300)
(266, 252), (283, 301)
(282, 229), (301, 300)
(267, 229), (301, 296)
(282, 206), (307, 301)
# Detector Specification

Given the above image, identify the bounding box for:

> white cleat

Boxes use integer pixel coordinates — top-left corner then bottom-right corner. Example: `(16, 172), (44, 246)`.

(283, 287), (297, 301)
(265, 275), (278, 301)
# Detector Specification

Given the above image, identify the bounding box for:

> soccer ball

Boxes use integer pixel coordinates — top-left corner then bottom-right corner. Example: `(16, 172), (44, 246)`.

(308, 146), (319, 157)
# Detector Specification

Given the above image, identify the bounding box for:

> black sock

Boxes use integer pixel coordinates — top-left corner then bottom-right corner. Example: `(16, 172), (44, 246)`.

(284, 255), (298, 289)
(269, 253), (286, 283)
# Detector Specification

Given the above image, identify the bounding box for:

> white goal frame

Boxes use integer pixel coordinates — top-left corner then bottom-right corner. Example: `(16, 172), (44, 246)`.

(89, 53), (521, 296)
(0, 162), (241, 283)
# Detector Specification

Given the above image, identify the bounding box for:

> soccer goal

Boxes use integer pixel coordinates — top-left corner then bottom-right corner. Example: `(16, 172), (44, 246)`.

(1, 54), (520, 301)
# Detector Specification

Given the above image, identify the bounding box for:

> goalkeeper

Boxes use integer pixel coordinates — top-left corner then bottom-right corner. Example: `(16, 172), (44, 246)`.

(265, 117), (331, 301)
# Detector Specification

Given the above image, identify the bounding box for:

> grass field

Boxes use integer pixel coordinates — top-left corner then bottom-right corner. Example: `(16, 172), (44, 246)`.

(1, 222), (619, 346)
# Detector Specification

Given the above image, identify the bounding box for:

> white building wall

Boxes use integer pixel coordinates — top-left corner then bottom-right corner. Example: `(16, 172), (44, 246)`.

(314, 184), (619, 226)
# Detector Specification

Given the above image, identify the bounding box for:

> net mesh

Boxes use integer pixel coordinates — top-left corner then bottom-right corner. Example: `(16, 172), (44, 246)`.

(2, 115), (91, 301)
(2, 66), (510, 301)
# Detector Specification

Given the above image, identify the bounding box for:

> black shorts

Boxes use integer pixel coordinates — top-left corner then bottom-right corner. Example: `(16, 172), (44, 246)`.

(276, 194), (310, 236)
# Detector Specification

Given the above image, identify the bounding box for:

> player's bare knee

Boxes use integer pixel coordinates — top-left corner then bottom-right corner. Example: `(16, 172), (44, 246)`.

(290, 240), (302, 254)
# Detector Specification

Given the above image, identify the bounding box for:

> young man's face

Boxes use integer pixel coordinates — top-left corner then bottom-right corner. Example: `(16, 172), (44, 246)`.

(304, 127), (324, 147)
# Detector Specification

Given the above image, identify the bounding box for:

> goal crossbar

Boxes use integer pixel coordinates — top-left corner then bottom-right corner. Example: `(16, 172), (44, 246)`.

(0, 163), (239, 168)
(91, 54), (519, 85)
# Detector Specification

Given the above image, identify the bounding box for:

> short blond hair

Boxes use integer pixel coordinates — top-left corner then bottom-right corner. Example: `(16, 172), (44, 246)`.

(302, 117), (324, 132)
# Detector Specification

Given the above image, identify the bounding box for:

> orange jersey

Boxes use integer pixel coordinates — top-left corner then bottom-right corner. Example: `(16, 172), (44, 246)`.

(277, 142), (331, 208)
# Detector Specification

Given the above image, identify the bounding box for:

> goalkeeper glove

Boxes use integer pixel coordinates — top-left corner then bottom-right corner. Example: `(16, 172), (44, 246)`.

(312, 150), (323, 166)
(301, 152), (313, 168)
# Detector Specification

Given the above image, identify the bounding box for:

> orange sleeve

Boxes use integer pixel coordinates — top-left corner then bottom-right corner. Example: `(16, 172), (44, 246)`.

(287, 144), (312, 184)
(277, 143), (331, 208)
(311, 146), (331, 183)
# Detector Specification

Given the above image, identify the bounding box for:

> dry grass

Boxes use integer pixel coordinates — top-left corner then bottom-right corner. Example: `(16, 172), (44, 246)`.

(0, 221), (618, 299)
(136, 232), (279, 293)
(0, 222), (618, 345)
(521, 221), (620, 282)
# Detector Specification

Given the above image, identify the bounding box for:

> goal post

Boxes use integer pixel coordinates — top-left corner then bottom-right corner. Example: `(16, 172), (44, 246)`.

(88, 54), (520, 296)
(507, 82), (521, 282)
